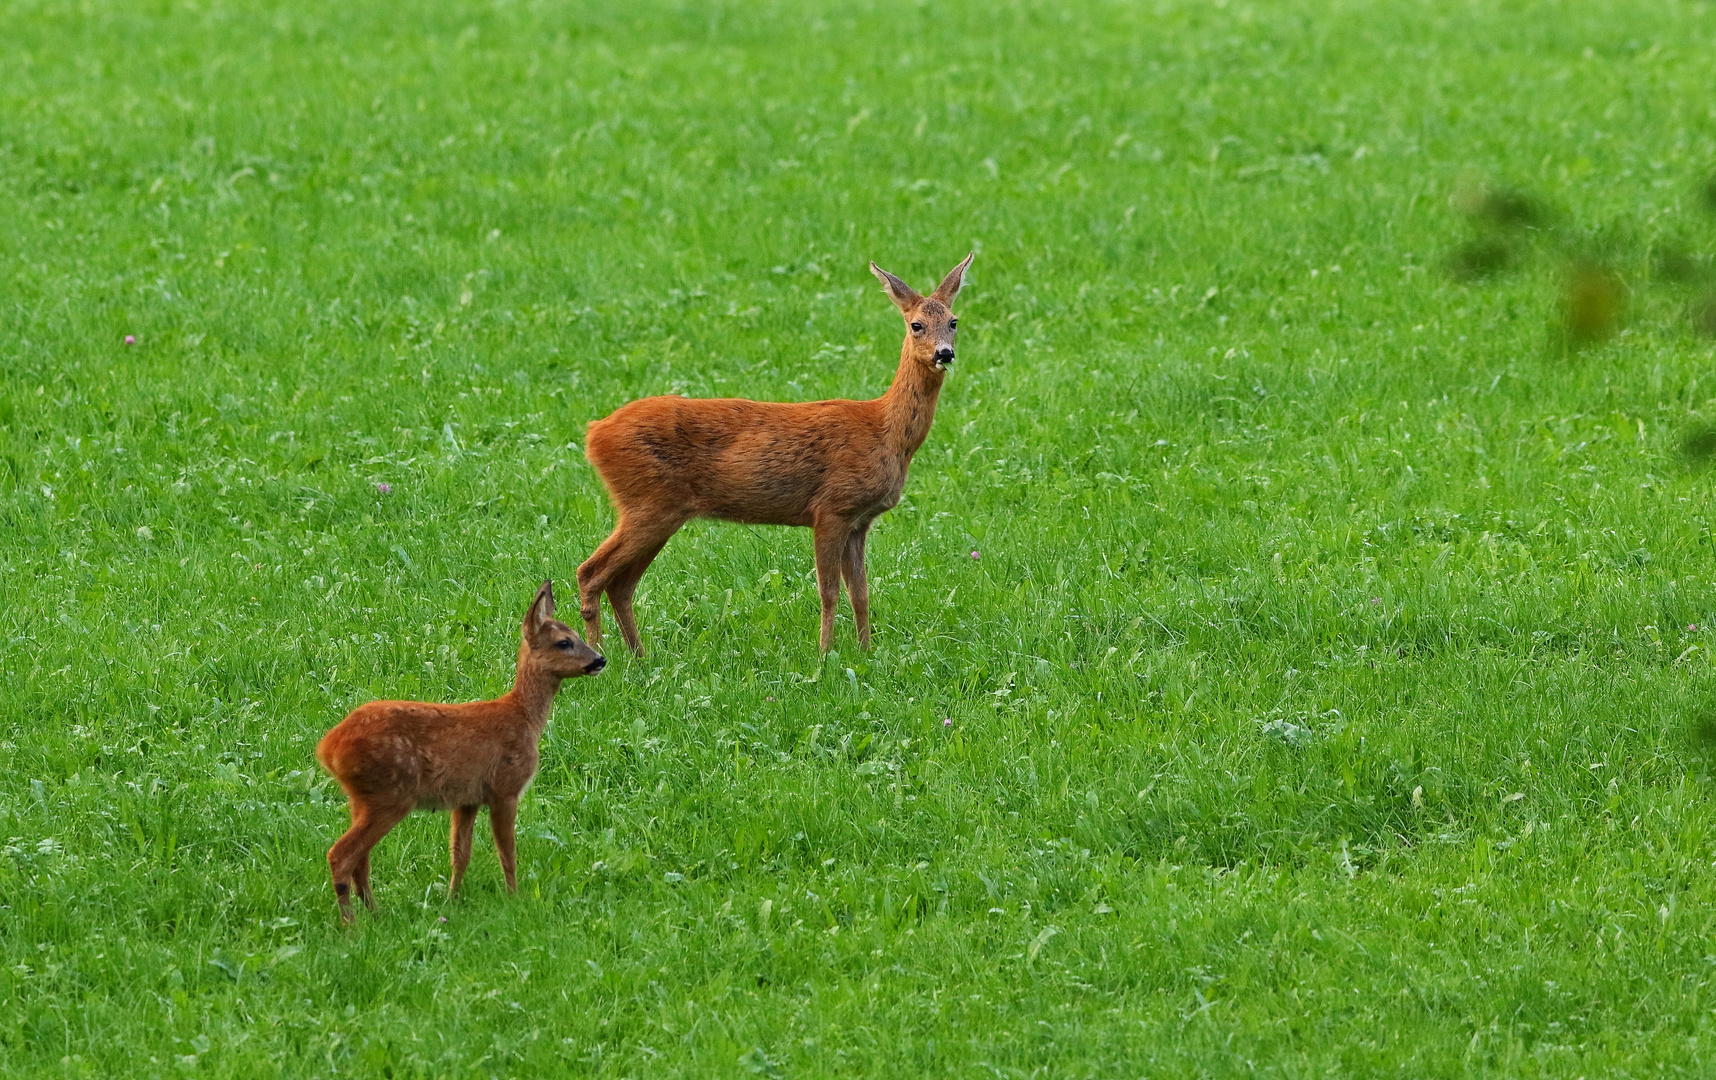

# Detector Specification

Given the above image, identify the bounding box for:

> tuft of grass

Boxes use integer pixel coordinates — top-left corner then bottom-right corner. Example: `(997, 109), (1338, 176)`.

(6, 0), (1716, 1076)
(1558, 261), (1629, 346)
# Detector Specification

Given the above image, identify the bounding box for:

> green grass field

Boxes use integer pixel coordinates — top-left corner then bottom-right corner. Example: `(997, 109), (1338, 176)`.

(6, 0), (1716, 1074)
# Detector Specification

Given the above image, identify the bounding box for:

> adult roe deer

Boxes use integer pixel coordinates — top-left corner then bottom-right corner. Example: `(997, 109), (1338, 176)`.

(578, 252), (974, 655)
(315, 581), (604, 923)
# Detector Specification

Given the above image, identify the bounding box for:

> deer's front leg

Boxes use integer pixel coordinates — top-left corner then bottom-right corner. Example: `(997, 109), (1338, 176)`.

(812, 518), (849, 652)
(841, 521), (873, 648)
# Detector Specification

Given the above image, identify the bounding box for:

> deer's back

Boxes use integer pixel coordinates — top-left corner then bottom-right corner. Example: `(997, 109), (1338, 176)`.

(586, 395), (895, 525)
(317, 698), (539, 809)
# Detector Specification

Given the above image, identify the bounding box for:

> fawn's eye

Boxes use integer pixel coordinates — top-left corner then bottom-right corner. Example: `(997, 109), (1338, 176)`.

(556, 639), (574, 649)
(910, 322), (924, 333)
(949, 319), (958, 329)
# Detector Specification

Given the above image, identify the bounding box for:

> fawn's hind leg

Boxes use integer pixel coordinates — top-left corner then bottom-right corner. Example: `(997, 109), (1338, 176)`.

(328, 798), (411, 924)
(353, 850), (375, 910)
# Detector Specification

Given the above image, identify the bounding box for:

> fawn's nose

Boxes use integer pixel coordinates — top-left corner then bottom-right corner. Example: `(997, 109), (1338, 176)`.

(584, 656), (606, 674)
(934, 346), (955, 363)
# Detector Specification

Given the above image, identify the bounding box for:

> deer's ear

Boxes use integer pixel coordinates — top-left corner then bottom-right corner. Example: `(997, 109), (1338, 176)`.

(932, 251), (974, 305)
(525, 580), (555, 630)
(870, 262), (921, 312)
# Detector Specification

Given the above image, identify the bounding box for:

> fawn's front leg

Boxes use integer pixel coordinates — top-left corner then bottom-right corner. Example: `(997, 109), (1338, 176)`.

(490, 798), (520, 892)
(448, 805), (478, 896)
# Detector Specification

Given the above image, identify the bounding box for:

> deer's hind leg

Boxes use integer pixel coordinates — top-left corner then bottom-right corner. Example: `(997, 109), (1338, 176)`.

(577, 528), (625, 647)
(578, 511), (684, 656)
(608, 534), (674, 657)
(841, 520), (873, 649)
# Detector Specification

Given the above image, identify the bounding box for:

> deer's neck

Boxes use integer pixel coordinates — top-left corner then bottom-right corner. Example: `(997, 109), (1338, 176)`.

(880, 340), (946, 460)
(508, 648), (563, 733)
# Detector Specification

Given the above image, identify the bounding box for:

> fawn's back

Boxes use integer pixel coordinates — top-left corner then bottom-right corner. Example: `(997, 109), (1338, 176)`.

(317, 697), (540, 811)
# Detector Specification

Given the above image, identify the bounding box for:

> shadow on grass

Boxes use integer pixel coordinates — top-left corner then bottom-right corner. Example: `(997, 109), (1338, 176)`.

(1685, 712), (1716, 774)
(1677, 423), (1716, 471)
(1694, 292), (1716, 337)
(1444, 171), (1716, 345)
(1445, 237), (1517, 281)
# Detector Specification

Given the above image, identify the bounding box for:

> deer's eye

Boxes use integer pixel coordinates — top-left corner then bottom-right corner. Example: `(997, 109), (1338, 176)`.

(556, 639), (575, 650)
(949, 319), (958, 329)
(910, 322), (924, 333)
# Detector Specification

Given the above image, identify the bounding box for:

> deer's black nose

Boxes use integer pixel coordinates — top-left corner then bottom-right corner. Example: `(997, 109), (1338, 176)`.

(585, 656), (606, 674)
(934, 347), (955, 362)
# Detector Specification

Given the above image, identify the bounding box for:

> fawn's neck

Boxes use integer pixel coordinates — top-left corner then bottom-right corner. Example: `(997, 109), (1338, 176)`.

(880, 339), (946, 460)
(506, 647), (563, 732)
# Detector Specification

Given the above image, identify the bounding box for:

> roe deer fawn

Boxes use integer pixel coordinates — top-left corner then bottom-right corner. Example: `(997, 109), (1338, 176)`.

(315, 581), (604, 923)
(578, 252), (973, 655)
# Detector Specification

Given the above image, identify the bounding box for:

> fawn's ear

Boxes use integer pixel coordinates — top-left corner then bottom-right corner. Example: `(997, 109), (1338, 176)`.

(525, 580), (555, 632)
(870, 262), (922, 312)
(932, 251), (974, 306)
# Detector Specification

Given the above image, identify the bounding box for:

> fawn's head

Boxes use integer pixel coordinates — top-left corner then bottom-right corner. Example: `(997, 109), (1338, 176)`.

(520, 580), (605, 678)
(871, 252), (973, 374)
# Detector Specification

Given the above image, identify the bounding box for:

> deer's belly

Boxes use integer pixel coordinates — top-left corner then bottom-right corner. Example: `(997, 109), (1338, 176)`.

(837, 482), (904, 522)
(699, 479), (820, 525)
(705, 504), (817, 527)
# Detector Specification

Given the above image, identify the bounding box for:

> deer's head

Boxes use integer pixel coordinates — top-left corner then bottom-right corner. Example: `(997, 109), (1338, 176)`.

(871, 252), (973, 374)
(521, 580), (605, 677)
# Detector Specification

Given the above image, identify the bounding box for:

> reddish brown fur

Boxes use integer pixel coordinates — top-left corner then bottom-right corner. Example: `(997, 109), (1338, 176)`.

(315, 581), (603, 923)
(577, 254), (973, 654)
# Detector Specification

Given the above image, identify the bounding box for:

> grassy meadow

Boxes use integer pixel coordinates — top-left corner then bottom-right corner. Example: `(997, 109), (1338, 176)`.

(7, 0), (1716, 1074)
